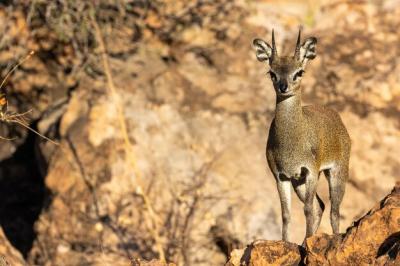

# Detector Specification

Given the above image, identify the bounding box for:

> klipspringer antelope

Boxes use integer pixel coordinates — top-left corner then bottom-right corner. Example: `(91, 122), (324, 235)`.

(252, 30), (351, 242)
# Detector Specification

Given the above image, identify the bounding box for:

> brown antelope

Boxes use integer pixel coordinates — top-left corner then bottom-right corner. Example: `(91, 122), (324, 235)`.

(252, 30), (351, 242)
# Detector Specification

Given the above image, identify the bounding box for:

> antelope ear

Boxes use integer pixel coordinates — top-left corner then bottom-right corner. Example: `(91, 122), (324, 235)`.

(299, 37), (317, 65)
(253, 38), (273, 62)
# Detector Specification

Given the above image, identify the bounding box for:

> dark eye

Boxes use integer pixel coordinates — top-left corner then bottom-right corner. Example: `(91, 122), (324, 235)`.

(293, 70), (304, 81)
(269, 71), (277, 82)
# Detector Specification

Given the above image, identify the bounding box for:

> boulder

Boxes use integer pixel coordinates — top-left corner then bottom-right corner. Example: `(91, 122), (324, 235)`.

(305, 184), (400, 265)
(227, 184), (400, 265)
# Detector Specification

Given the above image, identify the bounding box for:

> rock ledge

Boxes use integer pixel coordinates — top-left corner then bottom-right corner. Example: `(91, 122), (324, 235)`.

(227, 183), (400, 266)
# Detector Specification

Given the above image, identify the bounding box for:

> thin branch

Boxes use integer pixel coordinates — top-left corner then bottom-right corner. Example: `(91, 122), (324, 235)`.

(0, 50), (60, 145)
(0, 51), (35, 91)
(11, 116), (59, 146)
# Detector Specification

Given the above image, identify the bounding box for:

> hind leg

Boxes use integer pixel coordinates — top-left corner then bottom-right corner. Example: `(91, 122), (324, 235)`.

(324, 164), (348, 234)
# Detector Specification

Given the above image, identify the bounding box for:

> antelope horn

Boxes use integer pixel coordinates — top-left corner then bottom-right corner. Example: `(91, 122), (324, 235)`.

(272, 29), (277, 59)
(294, 28), (301, 59)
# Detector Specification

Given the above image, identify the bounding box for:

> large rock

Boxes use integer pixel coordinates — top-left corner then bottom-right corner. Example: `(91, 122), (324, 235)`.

(305, 184), (400, 265)
(228, 184), (400, 265)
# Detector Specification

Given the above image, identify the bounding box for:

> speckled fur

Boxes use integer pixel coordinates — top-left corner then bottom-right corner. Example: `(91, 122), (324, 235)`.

(253, 31), (351, 242)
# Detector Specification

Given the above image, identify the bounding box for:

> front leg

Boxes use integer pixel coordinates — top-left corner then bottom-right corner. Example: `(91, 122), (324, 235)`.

(304, 169), (319, 238)
(276, 174), (291, 241)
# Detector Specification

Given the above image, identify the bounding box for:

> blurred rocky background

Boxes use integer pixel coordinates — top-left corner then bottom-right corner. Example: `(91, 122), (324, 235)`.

(0, 0), (398, 265)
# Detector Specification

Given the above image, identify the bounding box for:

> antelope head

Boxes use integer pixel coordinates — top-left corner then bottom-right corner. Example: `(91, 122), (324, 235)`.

(253, 29), (317, 97)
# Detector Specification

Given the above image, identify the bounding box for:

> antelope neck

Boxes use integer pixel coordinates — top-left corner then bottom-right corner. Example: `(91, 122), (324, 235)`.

(275, 93), (303, 132)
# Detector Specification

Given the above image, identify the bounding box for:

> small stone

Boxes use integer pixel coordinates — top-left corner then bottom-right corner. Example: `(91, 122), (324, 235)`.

(56, 243), (70, 254)
(95, 222), (104, 232)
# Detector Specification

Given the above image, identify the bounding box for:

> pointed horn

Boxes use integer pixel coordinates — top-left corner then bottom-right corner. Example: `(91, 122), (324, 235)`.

(294, 28), (301, 59)
(272, 29), (277, 59)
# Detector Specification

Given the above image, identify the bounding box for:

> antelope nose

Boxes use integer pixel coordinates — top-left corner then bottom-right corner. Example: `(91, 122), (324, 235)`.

(279, 82), (288, 93)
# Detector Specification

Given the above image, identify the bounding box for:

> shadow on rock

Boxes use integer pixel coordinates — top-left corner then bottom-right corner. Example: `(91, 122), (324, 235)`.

(0, 130), (50, 258)
(377, 232), (400, 261)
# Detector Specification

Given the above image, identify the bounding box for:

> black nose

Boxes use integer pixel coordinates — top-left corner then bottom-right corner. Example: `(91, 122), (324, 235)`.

(279, 81), (288, 93)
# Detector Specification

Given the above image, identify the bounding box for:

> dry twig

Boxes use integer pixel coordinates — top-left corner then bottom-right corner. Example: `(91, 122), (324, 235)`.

(0, 51), (59, 145)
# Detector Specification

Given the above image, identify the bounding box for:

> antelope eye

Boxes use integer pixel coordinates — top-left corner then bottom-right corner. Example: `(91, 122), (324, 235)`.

(293, 70), (305, 81)
(269, 71), (277, 82)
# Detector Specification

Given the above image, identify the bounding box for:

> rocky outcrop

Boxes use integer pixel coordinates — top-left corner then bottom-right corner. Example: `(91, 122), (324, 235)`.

(305, 183), (400, 265)
(227, 184), (400, 265)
